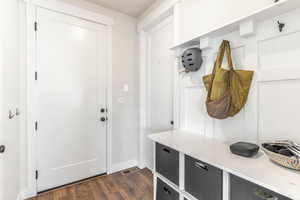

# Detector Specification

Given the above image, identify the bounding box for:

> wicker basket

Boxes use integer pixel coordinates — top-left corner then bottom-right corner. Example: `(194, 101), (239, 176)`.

(262, 145), (300, 170)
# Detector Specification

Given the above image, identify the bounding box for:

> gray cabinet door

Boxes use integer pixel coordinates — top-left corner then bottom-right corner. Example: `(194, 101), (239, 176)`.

(156, 143), (179, 186)
(230, 174), (291, 200)
(185, 155), (223, 200)
(156, 178), (179, 200)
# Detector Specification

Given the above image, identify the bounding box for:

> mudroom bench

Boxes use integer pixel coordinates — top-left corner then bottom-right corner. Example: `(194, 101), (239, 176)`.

(149, 130), (300, 200)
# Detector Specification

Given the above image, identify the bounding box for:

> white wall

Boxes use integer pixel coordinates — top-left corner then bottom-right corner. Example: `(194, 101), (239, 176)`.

(20, 0), (140, 197)
(0, 0), (21, 200)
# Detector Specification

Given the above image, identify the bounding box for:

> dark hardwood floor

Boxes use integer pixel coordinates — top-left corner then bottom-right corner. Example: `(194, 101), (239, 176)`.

(28, 168), (153, 200)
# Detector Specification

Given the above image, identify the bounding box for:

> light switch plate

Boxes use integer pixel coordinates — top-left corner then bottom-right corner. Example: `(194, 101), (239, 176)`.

(123, 84), (129, 92)
(118, 97), (125, 104)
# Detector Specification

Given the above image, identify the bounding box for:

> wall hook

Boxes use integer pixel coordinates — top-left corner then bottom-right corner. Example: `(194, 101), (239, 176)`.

(277, 21), (285, 32)
(274, 0), (279, 3)
(16, 108), (20, 116)
(9, 110), (15, 119)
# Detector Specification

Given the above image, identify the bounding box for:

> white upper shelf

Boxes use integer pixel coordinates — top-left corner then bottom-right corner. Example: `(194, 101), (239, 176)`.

(171, 0), (300, 50)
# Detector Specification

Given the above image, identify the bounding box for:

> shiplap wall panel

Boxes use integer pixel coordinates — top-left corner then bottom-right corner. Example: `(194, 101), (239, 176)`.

(182, 87), (206, 134)
(178, 8), (300, 144)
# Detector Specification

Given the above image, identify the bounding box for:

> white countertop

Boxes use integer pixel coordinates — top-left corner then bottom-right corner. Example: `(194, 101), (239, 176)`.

(149, 130), (300, 200)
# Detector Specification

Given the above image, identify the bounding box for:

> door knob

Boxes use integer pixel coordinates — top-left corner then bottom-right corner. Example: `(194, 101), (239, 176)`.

(0, 145), (5, 153)
(100, 117), (107, 122)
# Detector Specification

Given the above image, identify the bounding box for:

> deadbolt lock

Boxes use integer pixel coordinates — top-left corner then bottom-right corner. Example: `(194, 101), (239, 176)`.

(100, 117), (107, 122)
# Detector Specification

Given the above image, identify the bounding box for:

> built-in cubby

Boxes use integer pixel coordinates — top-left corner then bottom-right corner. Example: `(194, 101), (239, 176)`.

(151, 131), (299, 200)
(230, 174), (292, 200)
(185, 155), (223, 200)
(171, 0), (300, 50)
(155, 142), (223, 200)
(156, 178), (180, 200)
(156, 143), (179, 186)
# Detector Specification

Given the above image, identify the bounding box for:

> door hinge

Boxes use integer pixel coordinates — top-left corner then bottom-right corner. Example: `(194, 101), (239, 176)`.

(34, 22), (38, 31)
(35, 121), (38, 131)
(35, 71), (38, 81)
(35, 170), (39, 180)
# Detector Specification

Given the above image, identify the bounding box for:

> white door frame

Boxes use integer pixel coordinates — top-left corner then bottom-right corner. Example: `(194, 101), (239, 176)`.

(22, 0), (114, 197)
(0, 17), (3, 200)
(137, 0), (181, 169)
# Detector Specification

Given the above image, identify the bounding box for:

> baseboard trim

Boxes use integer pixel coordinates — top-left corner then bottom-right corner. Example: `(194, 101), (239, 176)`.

(138, 160), (147, 169)
(109, 160), (138, 174)
(20, 160), (138, 199)
(17, 193), (22, 200)
(19, 189), (36, 200)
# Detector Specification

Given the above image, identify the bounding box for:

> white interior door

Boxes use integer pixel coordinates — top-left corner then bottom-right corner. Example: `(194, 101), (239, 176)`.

(36, 8), (108, 192)
(145, 16), (174, 169)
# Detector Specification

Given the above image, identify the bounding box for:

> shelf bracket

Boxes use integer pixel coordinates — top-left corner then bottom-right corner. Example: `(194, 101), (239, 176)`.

(240, 20), (256, 37)
(200, 37), (212, 50)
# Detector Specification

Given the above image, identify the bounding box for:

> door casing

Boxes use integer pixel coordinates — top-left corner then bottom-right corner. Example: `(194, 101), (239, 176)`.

(138, 14), (179, 170)
(22, 0), (113, 198)
(137, 0), (181, 174)
(147, 16), (175, 170)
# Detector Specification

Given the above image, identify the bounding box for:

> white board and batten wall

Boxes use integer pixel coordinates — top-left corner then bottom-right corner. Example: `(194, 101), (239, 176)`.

(177, 7), (300, 145)
(139, 0), (300, 171)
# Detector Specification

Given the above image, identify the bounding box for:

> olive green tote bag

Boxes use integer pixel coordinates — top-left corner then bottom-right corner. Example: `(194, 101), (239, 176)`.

(203, 40), (254, 119)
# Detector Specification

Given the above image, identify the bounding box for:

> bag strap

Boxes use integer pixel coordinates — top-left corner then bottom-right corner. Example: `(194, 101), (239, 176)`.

(215, 40), (234, 71)
(206, 40), (234, 102)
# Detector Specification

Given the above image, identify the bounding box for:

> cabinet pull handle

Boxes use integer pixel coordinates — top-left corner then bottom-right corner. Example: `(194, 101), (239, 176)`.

(163, 187), (171, 195)
(195, 162), (208, 171)
(254, 188), (278, 200)
(163, 148), (170, 153)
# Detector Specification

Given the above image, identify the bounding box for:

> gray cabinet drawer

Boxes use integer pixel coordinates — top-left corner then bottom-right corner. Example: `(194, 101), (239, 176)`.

(156, 178), (179, 200)
(230, 174), (292, 200)
(185, 155), (223, 200)
(156, 143), (179, 186)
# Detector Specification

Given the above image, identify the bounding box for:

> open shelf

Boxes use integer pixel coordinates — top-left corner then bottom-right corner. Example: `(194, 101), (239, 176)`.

(171, 0), (300, 50)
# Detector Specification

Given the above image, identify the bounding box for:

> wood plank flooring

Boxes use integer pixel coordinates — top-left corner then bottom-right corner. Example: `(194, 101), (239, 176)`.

(28, 168), (153, 200)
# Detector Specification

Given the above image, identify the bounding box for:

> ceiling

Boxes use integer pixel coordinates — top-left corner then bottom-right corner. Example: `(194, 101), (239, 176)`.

(85, 0), (156, 17)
